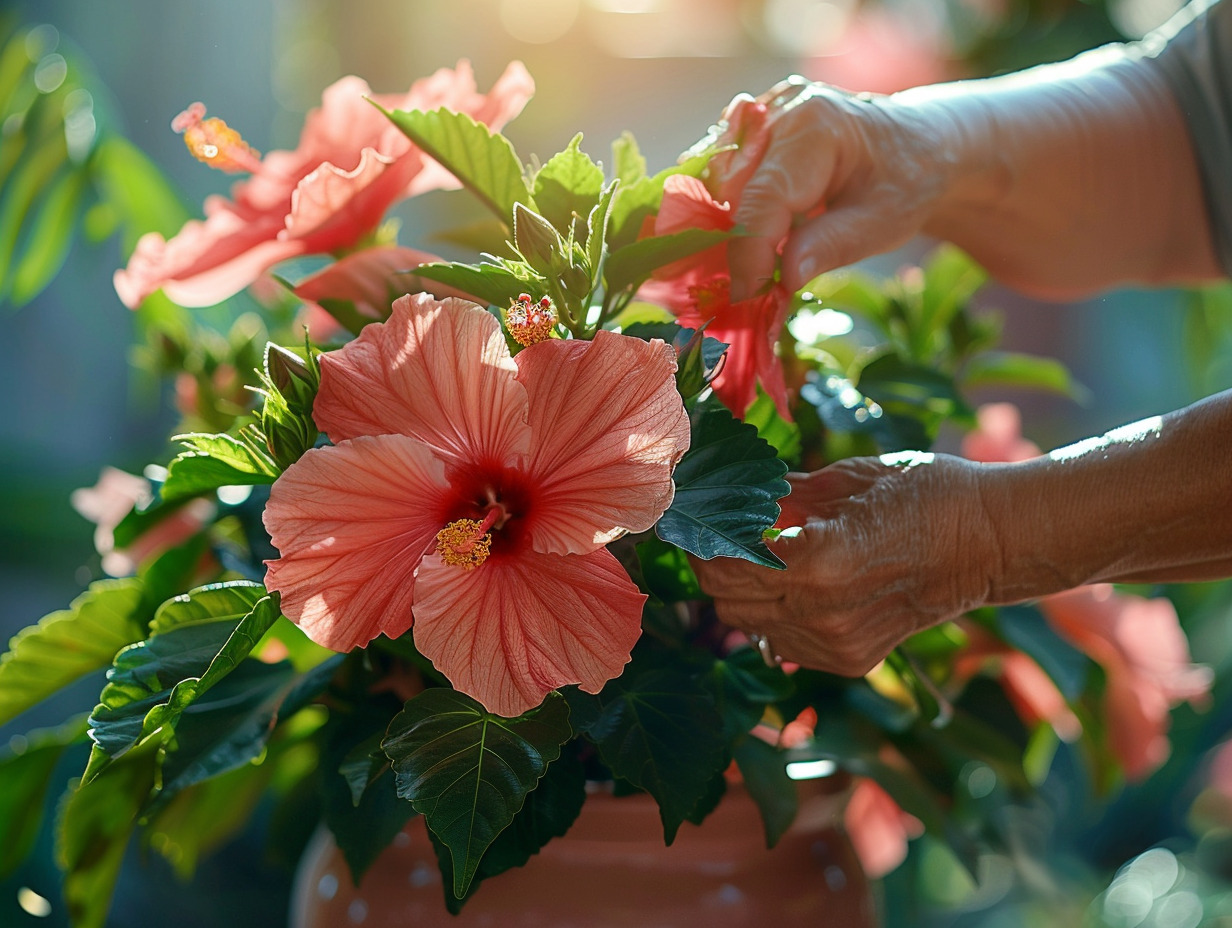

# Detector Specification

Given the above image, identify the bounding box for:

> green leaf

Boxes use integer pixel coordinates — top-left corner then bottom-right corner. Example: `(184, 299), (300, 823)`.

(656, 400), (789, 569)
(606, 153), (711, 250)
(532, 133), (604, 240)
(919, 244), (987, 337)
(0, 579), (146, 728)
(431, 745), (587, 914)
(162, 432), (279, 502)
(0, 716), (89, 879)
(85, 583), (280, 781)
(705, 647), (795, 742)
(961, 351), (1088, 400)
(90, 134), (190, 251)
(611, 131), (647, 186)
(9, 166), (87, 305)
(603, 228), (731, 295)
(153, 654), (343, 810)
(58, 738), (161, 928)
(587, 180), (618, 289)
(743, 389), (802, 462)
(573, 668), (728, 844)
(635, 535), (703, 603)
(382, 689), (572, 899)
(990, 605), (1090, 702)
(414, 260), (541, 309)
(732, 736), (797, 849)
(800, 372), (929, 454)
(321, 711), (416, 883)
(0, 128), (67, 301)
(857, 353), (970, 422)
(382, 105), (531, 222)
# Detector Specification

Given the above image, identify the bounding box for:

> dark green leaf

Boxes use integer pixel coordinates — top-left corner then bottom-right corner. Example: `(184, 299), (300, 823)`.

(857, 353), (969, 420)
(58, 738), (161, 928)
(532, 134), (604, 240)
(162, 432), (279, 502)
(575, 669), (727, 844)
(433, 745), (587, 913)
(992, 605), (1090, 701)
(153, 654), (343, 809)
(656, 400), (789, 568)
(800, 372), (931, 453)
(705, 647), (795, 741)
(732, 737), (797, 848)
(382, 689), (572, 899)
(85, 583), (279, 780)
(322, 713), (416, 883)
(604, 228), (731, 295)
(382, 105), (531, 222)
(0, 716), (89, 878)
(0, 579), (145, 727)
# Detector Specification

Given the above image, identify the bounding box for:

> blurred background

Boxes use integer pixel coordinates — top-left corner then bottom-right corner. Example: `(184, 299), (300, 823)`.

(3, 0), (1232, 925)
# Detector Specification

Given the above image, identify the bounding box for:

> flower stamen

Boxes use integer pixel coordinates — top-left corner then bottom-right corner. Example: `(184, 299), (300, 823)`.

(172, 102), (263, 174)
(505, 293), (557, 347)
(435, 508), (500, 570)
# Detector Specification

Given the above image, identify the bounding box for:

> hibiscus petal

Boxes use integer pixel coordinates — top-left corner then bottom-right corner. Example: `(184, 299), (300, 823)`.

(412, 546), (645, 718)
(516, 330), (690, 554)
(314, 293), (531, 467)
(293, 245), (472, 321)
(263, 435), (454, 651)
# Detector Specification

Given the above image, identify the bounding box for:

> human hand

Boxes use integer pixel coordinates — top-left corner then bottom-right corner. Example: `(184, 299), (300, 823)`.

(692, 453), (998, 676)
(700, 77), (963, 299)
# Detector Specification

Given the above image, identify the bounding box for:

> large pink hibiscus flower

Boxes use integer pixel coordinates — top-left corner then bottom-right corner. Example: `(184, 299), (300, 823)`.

(263, 294), (690, 717)
(641, 173), (792, 419)
(114, 61), (533, 309)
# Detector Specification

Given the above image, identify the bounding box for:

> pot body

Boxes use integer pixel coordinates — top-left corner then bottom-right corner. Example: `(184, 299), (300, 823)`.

(291, 777), (876, 928)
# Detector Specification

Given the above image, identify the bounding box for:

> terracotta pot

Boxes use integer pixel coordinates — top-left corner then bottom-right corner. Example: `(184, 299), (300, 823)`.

(291, 776), (877, 927)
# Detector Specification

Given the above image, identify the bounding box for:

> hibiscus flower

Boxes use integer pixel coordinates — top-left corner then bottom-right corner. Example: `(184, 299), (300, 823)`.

(262, 293), (690, 717)
(641, 173), (792, 419)
(114, 62), (533, 309)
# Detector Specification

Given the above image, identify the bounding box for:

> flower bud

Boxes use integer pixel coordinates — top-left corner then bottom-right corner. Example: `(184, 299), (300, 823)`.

(512, 203), (563, 275)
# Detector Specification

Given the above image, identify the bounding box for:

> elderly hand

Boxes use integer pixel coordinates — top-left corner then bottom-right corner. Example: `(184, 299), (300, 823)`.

(692, 452), (998, 676)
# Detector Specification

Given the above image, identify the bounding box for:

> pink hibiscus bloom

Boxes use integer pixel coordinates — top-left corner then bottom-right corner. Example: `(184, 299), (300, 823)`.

(641, 173), (792, 418)
(962, 403), (1211, 780)
(114, 62), (534, 309)
(844, 778), (924, 879)
(262, 293), (690, 717)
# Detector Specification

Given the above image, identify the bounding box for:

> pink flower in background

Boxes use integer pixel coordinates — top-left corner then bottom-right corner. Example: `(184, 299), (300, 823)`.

(71, 467), (213, 576)
(803, 6), (957, 95)
(844, 778), (924, 879)
(641, 173), (791, 418)
(1040, 587), (1211, 780)
(962, 403), (1211, 779)
(114, 62), (534, 309)
(263, 294), (690, 717)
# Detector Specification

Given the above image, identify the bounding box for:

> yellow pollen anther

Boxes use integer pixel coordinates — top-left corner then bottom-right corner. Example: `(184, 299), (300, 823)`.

(505, 293), (557, 347)
(436, 518), (494, 570)
(688, 277), (730, 311)
(172, 102), (262, 174)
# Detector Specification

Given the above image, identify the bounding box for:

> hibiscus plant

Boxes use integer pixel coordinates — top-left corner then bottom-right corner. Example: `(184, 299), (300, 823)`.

(0, 53), (1211, 926)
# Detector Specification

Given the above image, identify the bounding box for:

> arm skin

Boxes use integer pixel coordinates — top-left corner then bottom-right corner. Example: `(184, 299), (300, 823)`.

(692, 19), (1232, 675)
(721, 47), (1222, 302)
(692, 390), (1232, 676)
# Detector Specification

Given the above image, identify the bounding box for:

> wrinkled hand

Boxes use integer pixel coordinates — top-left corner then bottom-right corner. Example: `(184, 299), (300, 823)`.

(701, 77), (961, 299)
(692, 453), (998, 676)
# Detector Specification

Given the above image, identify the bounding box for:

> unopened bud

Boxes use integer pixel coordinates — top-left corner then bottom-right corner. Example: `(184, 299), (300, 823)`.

(512, 203), (563, 274)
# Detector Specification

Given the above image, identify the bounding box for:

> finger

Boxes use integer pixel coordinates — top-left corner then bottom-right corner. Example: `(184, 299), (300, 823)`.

(690, 555), (785, 600)
(780, 199), (915, 290)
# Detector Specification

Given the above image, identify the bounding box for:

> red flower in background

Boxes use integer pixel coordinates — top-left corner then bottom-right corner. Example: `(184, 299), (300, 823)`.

(115, 62), (533, 309)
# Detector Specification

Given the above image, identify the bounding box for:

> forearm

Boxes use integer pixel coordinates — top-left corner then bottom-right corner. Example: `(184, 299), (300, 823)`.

(893, 49), (1221, 299)
(977, 389), (1232, 602)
